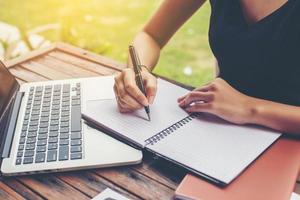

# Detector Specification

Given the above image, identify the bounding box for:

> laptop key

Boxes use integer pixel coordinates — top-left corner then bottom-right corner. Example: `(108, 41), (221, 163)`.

(72, 100), (81, 106)
(40, 117), (49, 122)
(24, 150), (34, 157)
(18, 144), (24, 150)
(41, 112), (50, 117)
(62, 107), (70, 112)
(23, 157), (34, 164)
(48, 137), (58, 143)
(37, 146), (46, 152)
(71, 105), (81, 132)
(59, 139), (69, 146)
(60, 122), (69, 127)
(60, 116), (69, 122)
(38, 134), (48, 140)
(37, 139), (47, 146)
(39, 123), (49, 128)
(16, 158), (22, 165)
(52, 100), (60, 105)
(71, 132), (82, 140)
(31, 115), (39, 121)
(60, 133), (69, 139)
(61, 112), (69, 117)
(17, 151), (23, 157)
(50, 120), (59, 126)
(51, 115), (59, 120)
(29, 121), (38, 126)
(50, 126), (59, 132)
(28, 126), (38, 132)
(60, 127), (69, 133)
(49, 131), (59, 137)
(35, 153), (46, 163)
(26, 137), (36, 144)
(52, 105), (60, 110)
(47, 150), (57, 162)
(71, 146), (82, 153)
(22, 125), (28, 131)
(25, 144), (35, 150)
(71, 153), (82, 160)
(39, 128), (48, 134)
(62, 102), (69, 107)
(48, 143), (58, 150)
(20, 131), (27, 137)
(59, 146), (69, 161)
(27, 132), (37, 138)
(23, 120), (29, 125)
(71, 139), (81, 146)
(19, 137), (26, 144)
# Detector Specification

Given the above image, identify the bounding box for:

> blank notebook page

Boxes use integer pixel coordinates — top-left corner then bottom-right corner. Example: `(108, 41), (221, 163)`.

(84, 79), (189, 146)
(147, 114), (281, 184)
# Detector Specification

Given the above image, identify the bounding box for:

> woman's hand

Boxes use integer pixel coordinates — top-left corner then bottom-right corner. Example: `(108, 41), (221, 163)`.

(114, 67), (157, 113)
(178, 78), (255, 124)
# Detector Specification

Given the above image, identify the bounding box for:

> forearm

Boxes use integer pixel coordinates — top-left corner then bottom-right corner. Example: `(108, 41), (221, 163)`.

(128, 31), (161, 71)
(249, 98), (300, 136)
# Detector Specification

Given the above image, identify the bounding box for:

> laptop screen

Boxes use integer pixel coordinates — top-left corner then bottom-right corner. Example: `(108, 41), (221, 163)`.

(0, 61), (19, 130)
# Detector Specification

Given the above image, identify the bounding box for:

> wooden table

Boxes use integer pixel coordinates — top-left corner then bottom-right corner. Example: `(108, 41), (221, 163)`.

(1, 42), (299, 199)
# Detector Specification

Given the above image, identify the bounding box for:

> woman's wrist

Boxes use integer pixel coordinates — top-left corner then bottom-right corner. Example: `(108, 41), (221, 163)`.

(243, 96), (261, 125)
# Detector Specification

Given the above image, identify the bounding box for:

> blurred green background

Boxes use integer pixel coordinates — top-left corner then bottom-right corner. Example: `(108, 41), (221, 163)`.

(0, 0), (214, 87)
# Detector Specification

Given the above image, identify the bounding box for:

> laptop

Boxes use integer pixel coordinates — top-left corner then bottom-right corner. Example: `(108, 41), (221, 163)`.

(0, 61), (142, 176)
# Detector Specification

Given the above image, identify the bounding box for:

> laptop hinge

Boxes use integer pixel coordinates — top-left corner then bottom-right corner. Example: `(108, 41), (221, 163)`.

(2, 92), (24, 158)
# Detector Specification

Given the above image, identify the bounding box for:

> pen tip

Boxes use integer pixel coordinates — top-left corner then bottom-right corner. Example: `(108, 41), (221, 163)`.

(147, 113), (151, 121)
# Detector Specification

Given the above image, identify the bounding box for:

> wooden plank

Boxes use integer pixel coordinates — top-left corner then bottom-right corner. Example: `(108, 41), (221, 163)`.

(94, 167), (174, 200)
(0, 181), (25, 200)
(34, 56), (98, 78)
(9, 66), (49, 82)
(2, 178), (43, 200)
(48, 51), (117, 75)
(56, 171), (141, 200)
(56, 42), (126, 71)
(20, 61), (73, 80)
(17, 175), (89, 200)
(4, 44), (56, 68)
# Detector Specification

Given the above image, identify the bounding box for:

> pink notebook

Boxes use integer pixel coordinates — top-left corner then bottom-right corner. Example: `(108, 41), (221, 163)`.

(175, 138), (300, 200)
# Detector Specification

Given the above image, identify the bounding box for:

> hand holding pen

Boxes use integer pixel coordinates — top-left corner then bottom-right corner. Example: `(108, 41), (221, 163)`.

(113, 45), (157, 118)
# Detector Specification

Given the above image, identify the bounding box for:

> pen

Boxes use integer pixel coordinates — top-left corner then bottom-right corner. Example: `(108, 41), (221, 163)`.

(128, 45), (151, 121)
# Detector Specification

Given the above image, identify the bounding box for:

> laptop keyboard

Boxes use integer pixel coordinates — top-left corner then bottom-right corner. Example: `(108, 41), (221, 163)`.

(15, 82), (83, 165)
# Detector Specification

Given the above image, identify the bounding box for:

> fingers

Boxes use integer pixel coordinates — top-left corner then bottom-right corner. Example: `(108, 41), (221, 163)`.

(114, 82), (143, 111)
(113, 68), (157, 113)
(185, 102), (213, 113)
(114, 85), (131, 113)
(122, 69), (149, 106)
(178, 91), (214, 107)
(177, 81), (216, 103)
(144, 74), (157, 104)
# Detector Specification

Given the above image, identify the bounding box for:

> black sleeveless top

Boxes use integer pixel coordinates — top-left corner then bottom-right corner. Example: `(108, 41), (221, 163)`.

(209, 0), (300, 106)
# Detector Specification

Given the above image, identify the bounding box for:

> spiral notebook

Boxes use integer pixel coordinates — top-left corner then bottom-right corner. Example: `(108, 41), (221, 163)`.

(82, 77), (281, 186)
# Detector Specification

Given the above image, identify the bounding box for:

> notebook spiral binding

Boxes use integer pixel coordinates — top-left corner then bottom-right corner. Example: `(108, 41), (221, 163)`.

(145, 113), (199, 146)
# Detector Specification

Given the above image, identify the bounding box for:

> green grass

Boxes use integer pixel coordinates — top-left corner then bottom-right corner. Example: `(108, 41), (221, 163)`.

(0, 0), (214, 87)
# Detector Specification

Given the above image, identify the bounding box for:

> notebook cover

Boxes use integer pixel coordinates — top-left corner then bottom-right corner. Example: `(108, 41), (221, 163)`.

(175, 138), (300, 200)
